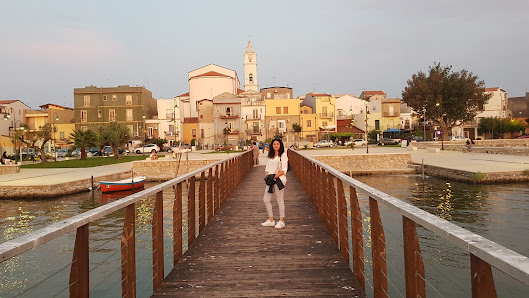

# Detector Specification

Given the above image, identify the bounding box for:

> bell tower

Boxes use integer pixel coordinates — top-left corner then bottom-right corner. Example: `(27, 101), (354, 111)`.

(244, 41), (258, 92)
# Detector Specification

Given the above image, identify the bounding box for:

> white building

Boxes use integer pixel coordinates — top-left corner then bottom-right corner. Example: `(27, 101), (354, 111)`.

(0, 100), (30, 137)
(240, 90), (265, 142)
(153, 98), (182, 147)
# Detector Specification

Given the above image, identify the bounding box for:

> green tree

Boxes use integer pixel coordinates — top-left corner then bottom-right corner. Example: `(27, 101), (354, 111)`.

(70, 129), (98, 160)
(149, 138), (168, 149)
(98, 123), (131, 159)
(368, 129), (380, 141)
(20, 123), (54, 163)
(402, 63), (491, 141)
(292, 123), (302, 143)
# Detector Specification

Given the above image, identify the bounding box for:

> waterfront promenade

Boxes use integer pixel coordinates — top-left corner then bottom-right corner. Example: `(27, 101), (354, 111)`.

(0, 148), (528, 190)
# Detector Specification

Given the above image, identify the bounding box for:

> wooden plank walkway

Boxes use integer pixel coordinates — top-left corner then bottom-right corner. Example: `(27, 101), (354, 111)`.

(152, 165), (365, 297)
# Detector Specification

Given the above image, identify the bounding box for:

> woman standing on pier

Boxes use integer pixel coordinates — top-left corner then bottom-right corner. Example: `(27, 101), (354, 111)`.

(261, 139), (288, 229)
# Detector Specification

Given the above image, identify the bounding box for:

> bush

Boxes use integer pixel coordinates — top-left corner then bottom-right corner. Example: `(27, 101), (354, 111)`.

(471, 172), (487, 181)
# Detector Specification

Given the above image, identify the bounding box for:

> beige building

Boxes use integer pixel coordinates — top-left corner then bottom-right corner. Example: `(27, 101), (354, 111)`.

(197, 99), (215, 148)
(213, 93), (242, 145)
(299, 105), (318, 141)
(264, 95), (300, 144)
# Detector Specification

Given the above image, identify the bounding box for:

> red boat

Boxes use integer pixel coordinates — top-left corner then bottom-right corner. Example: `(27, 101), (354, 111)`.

(99, 176), (146, 193)
(101, 186), (145, 202)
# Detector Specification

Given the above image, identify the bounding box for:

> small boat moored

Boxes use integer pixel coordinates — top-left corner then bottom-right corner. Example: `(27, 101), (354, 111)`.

(99, 176), (146, 193)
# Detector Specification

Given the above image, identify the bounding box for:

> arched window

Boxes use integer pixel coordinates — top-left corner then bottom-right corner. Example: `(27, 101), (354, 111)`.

(249, 74), (253, 82)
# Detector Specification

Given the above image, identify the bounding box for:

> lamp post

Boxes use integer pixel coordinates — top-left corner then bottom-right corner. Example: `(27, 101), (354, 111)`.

(362, 100), (369, 154)
(142, 115), (146, 157)
(436, 102), (444, 150)
(423, 107), (427, 141)
(3, 108), (21, 164)
(52, 112), (59, 161)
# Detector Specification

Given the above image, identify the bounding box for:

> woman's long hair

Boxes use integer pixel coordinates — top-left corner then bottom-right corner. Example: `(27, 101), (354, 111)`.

(268, 138), (285, 158)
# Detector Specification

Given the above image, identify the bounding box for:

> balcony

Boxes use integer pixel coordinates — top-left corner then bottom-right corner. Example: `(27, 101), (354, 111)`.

(219, 113), (239, 119)
(245, 115), (261, 120)
(382, 112), (399, 117)
(319, 112), (334, 119)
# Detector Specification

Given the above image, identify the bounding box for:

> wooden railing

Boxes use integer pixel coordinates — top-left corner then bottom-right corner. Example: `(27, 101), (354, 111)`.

(0, 151), (253, 298)
(288, 149), (529, 297)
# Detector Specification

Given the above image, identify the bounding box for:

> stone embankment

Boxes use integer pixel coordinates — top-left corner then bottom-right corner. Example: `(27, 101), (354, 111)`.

(416, 164), (529, 184)
(0, 164), (20, 175)
(411, 139), (529, 156)
(312, 153), (414, 175)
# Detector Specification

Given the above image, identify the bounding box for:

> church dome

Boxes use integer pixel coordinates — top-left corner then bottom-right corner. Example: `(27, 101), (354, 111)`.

(245, 41), (255, 54)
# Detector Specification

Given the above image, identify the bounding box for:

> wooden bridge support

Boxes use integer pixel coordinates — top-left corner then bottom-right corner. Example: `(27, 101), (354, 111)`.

(152, 191), (164, 291)
(121, 204), (136, 298)
(69, 224), (89, 298)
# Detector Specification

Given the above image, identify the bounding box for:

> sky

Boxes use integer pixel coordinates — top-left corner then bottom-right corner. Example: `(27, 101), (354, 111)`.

(1, 0), (528, 109)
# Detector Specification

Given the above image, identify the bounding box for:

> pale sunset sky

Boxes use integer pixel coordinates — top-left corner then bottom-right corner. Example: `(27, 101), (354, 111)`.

(1, 0), (527, 108)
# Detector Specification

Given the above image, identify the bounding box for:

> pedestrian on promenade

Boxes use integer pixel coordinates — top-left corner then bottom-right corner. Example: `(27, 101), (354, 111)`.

(252, 141), (260, 167)
(0, 152), (6, 165)
(466, 138), (474, 152)
(149, 149), (158, 160)
(261, 139), (288, 229)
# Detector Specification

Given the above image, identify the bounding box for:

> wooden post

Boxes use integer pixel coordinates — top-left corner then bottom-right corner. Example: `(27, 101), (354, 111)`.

(370, 197), (388, 298)
(173, 182), (183, 266)
(327, 172), (338, 245)
(470, 254), (497, 298)
(322, 168), (331, 232)
(402, 216), (425, 298)
(207, 167), (213, 222)
(69, 224), (89, 298)
(121, 204), (136, 298)
(214, 165), (220, 213)
(350, 186), (365, 291)
(188, 176), (196, 246)
(152, 191), (164, 291)
(199, 171), (206, 231)
(336, 180), (349, 263)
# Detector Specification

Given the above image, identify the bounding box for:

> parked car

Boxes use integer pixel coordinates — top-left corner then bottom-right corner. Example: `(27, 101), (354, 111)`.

(103, 146), (129, 156)
(345, 139), (366, 147)
(378, 138), (399, 146)
(135, 144), (160, 154)
(56, 149), (69, 158)
(88, 147), (102, 156)
(313, 140), (334, 148)
(215, 144), (235, 151)
(166, 143), (190, 152)
(448, 135), (467, 141)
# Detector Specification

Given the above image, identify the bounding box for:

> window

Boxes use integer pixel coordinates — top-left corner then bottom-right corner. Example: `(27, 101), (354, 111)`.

(83, 95), (90, 106)
(389, 105), (394, 116)
(201, 129), (204, 138)
(98, 110), (102, 118)
(126, 94), (132, 105)
(225, 107), (231, 116)
(126, 109), (133, 121)
(322, 121), (328, 127)
(267, 93), (271, 98)
(253, 122), (259, 133)
(192, 129), (196, 138)
(276, 107), (281, 114)
(112, 94), (117, 101)
(228, 122), (234, 131)
(253, 109), (259, 119)
(249, 73), (253, 83)
(81, 110), (87, 123)
(103, 95), (107, 101)
(322, 106), (328, 114)
(200, 114), (203, 119)
(166, 109), (172, 119)
(375, 120), (380, 130)
(81, 126), (88, 132)
(307, 120), (312, 127)
(147, 127), (154, 137)
(278, 120), (286, 133)
(283, 107), (288, 114)
(169, 125), (174, 135)
(60, 132), (65, 139)
(109, 109), (116, 122)
(127, 125), (134, 135)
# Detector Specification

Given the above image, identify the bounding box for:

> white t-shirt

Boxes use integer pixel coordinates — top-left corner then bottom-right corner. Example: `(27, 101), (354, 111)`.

(265, 152), (288, 185)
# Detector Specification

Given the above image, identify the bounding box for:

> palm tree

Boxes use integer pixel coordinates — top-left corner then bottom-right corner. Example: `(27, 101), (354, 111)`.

(99, 123), (131, 159)
(70, 129), (98, 159)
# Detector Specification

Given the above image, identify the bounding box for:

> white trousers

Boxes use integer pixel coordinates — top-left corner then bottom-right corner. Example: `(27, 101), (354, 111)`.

(263, 185), (285, 218)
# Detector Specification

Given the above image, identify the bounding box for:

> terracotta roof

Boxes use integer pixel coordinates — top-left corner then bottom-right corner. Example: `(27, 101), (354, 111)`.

(197, 98), (213, 102)
(39, 103), (73, 110)
(191, 71), (230, 78)
(363, 90), (386, 96)
(237, 88), (245, 94)
(0, 100), (18, 104)
(306, 92), (331, 97)
(485, 87), (505, 92)
(177, 92), (189, 97)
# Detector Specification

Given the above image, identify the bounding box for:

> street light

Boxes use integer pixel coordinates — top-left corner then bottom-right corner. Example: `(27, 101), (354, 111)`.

(422, 107), (427, 141)
(362, 100), (369, 154)
(3, 108), (20, 164)
(435, 102), (444, 150)
(52, 112), (59, 161)
(142, 115), (146, 157)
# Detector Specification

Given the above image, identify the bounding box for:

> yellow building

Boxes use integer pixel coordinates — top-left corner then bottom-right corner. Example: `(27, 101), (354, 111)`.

(299, 105), (318, 141)
(182, 117), (198, 144)
(301, 93), (337, 140)
(380, 98), (401, 131)
(24, 104), (75, 152)
(264, 98), (300, 143)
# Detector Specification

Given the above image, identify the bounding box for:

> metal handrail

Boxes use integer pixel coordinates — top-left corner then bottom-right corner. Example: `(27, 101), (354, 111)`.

(291, 150), (529, 286)
(0, 152), (245, 263)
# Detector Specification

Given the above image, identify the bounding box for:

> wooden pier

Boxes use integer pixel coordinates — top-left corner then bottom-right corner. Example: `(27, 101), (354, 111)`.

(152, 165), (365, 297)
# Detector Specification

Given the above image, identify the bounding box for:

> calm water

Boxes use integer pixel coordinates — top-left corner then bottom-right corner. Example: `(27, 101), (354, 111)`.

(353, 174), (529, 297)
(1, 176), (529, 297)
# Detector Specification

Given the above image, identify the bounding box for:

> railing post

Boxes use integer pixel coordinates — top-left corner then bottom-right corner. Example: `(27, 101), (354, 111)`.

(214, 165), (220, 212)
(69, 223), (89, 298)
(470, 254), (497, 298)
(350, 186), (365, 291)
(152, 191), (164, 291)
(207, 167), (213, 222)
(173, 182), (183, 265)
(403, 216), (425, 298)
(369, 197), (388, 298)
(199, 171), (206, 231)
(336, 180), (349, 263)
(188, 176), (196, 246)
(327, 172), (338, 245)
(121, 204), (136, 298)
(322, 169), (331, 232)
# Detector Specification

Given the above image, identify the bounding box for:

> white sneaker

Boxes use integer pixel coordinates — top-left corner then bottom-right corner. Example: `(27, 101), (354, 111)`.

(274, 221), (285, 229)
(261, 219), (275, 227)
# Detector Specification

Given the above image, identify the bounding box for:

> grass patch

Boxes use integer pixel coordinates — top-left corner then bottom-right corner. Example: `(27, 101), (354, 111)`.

(471, 172), (487, 181)
(523, 169), (529, 176)
(20, 155), (164, 168)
